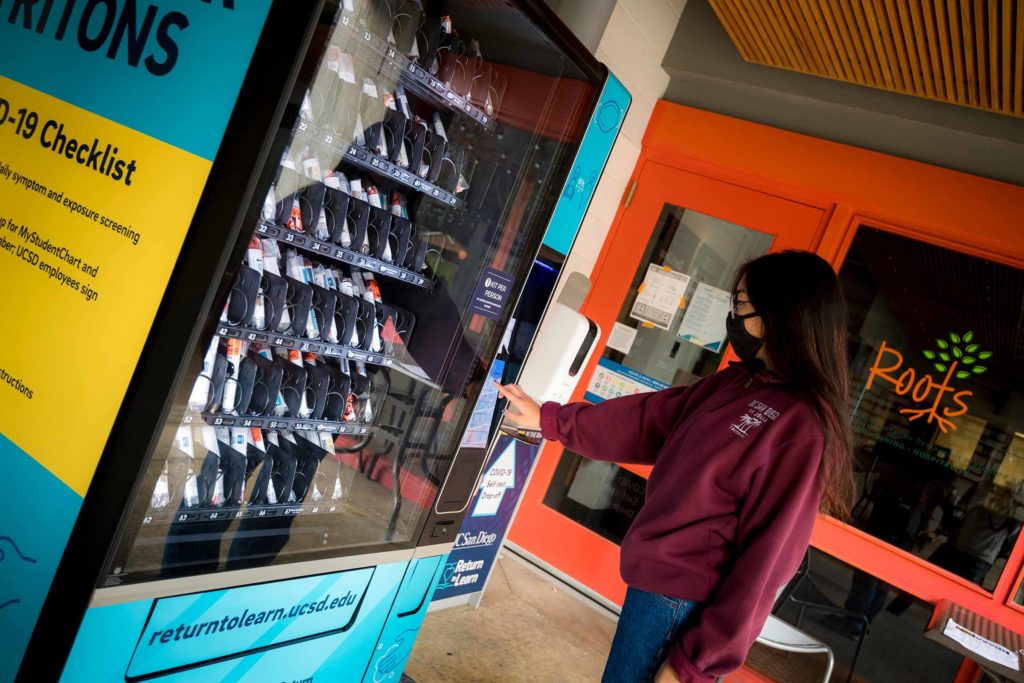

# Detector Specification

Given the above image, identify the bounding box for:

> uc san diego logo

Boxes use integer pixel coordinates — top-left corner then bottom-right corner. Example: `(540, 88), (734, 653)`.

(730, 400), (781, 437)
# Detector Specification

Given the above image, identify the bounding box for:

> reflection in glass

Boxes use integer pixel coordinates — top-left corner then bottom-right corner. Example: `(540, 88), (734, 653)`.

(542, 453), (646, 545)
(602, 205), (774, 387)
(839, 227), (1024, 610)
(767, 548), (962, 682)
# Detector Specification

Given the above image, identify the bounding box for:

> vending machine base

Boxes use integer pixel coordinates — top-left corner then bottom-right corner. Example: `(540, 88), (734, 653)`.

(61, 547), (448, 683)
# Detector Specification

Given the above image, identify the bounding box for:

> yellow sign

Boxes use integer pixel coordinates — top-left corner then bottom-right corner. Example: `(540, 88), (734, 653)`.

(0, 76), (209, 496)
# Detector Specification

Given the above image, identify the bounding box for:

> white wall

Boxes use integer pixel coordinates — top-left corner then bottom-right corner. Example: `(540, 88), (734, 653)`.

(554, 0), (686, 302)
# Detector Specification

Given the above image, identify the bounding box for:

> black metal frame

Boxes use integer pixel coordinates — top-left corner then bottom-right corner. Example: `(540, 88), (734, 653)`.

(512, 0), (604, 84)
(17, 1), (607, 679)
(776, 551), (870, 683)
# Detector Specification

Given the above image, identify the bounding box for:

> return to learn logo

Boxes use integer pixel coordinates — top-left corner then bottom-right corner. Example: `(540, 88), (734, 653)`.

(439, 559), (484, 589)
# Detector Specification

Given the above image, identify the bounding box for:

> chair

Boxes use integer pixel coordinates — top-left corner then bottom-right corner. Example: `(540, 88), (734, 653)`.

(754, 615), (835, 683)
(775, 551), (870, 683)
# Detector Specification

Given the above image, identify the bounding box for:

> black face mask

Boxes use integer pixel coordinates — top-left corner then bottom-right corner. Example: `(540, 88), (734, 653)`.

(725, 313), (763, 363)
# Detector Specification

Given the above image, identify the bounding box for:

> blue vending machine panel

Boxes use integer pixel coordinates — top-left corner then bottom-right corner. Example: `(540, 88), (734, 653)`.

(364, 555), (447, 683)
(61, 561), (409, 683)
(543, 73), (631, 258)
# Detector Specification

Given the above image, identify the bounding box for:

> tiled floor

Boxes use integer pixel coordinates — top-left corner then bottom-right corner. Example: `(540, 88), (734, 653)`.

(405, 552), (618, 682)
(403, 551), (841, 683)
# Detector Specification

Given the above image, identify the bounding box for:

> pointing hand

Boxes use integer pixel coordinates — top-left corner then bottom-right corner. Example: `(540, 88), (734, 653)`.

(494, 382), (541, 431)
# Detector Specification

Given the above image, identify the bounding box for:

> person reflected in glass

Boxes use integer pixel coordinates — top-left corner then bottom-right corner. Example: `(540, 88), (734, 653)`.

(497, 251), (854, 683)
(830, 439), (952, 634)
(888, 482), (1022, 614)
(933, 481), (1020, 584)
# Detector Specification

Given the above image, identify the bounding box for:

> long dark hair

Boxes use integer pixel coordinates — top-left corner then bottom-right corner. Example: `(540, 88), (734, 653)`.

(736, 250), (854, 520)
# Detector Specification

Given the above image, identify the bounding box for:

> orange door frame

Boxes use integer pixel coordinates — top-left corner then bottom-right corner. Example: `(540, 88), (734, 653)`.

(510, 160), (829, 603)
(508, 101), (1024, 682)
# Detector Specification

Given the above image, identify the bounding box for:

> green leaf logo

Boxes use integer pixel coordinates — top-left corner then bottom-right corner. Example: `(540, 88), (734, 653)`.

(923, 331), (992, 379)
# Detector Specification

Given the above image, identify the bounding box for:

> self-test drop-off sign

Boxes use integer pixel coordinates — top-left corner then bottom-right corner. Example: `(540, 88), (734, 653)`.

(470, 267), (514, 320)
(472, 440), (516, 517)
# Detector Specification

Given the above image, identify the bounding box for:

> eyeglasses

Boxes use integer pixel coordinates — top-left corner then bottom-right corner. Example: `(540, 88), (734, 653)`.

(730, 297), (760, 320)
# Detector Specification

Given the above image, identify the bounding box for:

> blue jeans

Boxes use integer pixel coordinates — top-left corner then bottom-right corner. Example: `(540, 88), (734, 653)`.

(602, 587), (701, 683)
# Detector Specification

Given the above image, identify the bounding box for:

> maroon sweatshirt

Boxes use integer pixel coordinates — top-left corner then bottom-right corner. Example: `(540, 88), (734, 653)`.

(539, 361), (824, 682)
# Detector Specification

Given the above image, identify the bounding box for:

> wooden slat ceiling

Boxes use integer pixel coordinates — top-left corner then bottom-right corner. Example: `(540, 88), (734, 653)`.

(707, 0), (1024, 117)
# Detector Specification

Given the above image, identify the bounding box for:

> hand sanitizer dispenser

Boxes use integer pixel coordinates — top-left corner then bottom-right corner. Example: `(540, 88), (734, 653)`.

(517, 301), (600, 404)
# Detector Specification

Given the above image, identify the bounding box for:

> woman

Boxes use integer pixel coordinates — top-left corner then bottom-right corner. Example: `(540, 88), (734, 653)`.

(497, 250), (854, 683)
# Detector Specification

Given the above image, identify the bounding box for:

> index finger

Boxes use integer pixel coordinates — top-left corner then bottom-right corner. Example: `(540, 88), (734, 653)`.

(498, 387), (531, 410)
(501, 383), (526, 398)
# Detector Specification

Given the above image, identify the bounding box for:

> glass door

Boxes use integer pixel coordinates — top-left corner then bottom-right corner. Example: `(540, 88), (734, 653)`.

(99, 0), (601, 588)
(541, 206), (773, 545)
(508, 160), (827, 604)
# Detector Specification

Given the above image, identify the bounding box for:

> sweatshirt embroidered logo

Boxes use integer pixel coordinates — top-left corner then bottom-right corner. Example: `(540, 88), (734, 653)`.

(730, 400), (781, 437)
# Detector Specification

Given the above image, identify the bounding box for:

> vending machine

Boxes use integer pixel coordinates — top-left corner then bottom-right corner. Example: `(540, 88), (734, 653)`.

(9, 1), (629, 681)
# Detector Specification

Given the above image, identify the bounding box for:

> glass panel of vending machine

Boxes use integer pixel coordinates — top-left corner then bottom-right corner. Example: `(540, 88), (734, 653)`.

(100, 0), (600, 586)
